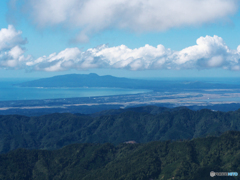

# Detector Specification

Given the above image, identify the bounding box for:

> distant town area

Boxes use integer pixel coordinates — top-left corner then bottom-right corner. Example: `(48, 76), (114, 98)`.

(1, 74), (240, 115)
(1, 89), (240, 116)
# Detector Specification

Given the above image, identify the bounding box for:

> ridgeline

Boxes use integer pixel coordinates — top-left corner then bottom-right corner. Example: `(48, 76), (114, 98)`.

(0, 131), (239, 180)
(1, 106), (240, 154)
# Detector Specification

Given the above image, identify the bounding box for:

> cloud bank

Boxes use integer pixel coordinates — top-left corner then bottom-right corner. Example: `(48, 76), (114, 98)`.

(1, 26), (240, 71)
(0, 25), (30, 68)
(27, 35), (240, 72)
(11, 0), (238, 42)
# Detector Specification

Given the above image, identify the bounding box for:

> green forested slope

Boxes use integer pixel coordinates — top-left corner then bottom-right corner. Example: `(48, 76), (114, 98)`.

(1, 106), (240, 154)
(0, 131), (239, 180)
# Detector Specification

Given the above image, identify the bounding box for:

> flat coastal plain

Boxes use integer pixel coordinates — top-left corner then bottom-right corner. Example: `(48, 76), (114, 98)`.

(0, 89), (240, 111)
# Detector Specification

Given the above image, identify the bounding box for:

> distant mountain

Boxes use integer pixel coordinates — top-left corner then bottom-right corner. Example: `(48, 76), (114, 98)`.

(16, 73), (238, 90)
(17, 73), (159, 89)
(0, 131), (239, 180)
(2, 106), (240, 154)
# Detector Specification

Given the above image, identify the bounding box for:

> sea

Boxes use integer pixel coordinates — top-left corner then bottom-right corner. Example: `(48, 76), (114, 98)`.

(0, 78), (151, 101)
(1, 77), (240, 102)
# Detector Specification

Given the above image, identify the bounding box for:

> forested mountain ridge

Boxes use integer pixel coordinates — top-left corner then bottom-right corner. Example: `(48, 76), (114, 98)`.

(0, 131), (239, 180)
(1, 106), (240, 154)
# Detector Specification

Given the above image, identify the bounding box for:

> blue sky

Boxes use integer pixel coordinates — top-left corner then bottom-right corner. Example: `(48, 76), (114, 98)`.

(1, 0), (240, 78)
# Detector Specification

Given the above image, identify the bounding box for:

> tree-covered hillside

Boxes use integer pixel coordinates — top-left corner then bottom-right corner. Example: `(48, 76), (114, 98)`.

(1, 106), (240, 154)
(0, 131), (239, 180)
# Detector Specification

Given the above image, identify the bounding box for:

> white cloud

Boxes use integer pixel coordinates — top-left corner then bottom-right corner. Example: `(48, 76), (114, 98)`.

(0, 25), (27, 50)
(1, 25), (240, 72)
(12, 0), (238, 42)
(0, 25), (30, 69)
(25, 35), (240, 71)
(9, 46), (24, 59)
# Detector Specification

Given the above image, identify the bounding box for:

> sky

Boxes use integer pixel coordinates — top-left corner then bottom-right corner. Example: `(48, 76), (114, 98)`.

(1, 0), (240, 78)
